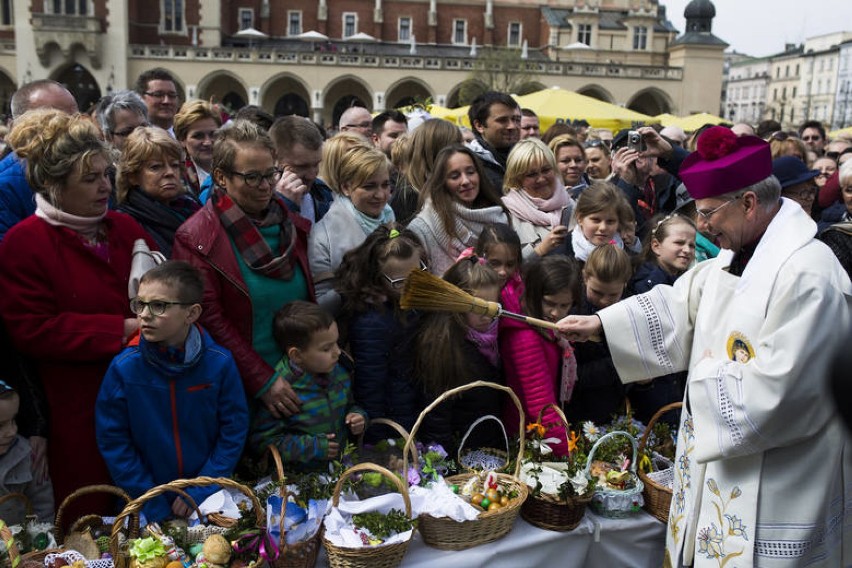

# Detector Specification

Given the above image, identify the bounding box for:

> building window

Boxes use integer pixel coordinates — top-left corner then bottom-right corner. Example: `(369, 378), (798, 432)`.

(792, 87), (797, 98)
(508, 22), (521, 47)
(633, 26), (647, 50)
(162, 0), (183, 33)
(51, 0), (87, 15)
(288, 11), (302, 36)
(343, 12), (357, 38)
(795, 63), (800, 75)
(578, 24), (592, 46)
(1, 0), (11, 25)
(399, 17), (411, 42)
(239, 9), (253, 31)
(453, 19), (467, 45)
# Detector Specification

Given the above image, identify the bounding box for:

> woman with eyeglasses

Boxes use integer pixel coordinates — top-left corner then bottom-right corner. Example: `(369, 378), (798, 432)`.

(173, 100), (222, 196)
(501, 138), (574, 260)
(818, 160), (852, 280)
(309, 144), (394, 315)
(173, 120), (313, 423)
(584, 138), (613, 180)
(0, 109), (156, 507)
(116, 127), (200, 257)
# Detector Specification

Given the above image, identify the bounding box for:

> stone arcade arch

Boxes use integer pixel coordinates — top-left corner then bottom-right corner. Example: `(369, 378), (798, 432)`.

(260, 73), (311, 118)
(384, 77), (433, 110)
(197, 71), (249, 114)
(52, 63), (100, 113)
(626, 87), (673, 116)
(323, 75), (372, 129)
(0, 68), (15, 117)
(577, 84), (615, 104)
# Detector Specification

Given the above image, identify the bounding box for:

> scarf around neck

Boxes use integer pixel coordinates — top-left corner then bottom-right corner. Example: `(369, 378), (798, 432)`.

(571, 224), (624, 262)
(35, 193), (106, 241)
(501, 180), (572, 229)
(211, 186), (296, 280)
(466, 318), (500, 368)
(339, 194), (395, 236)
(422, 198), (508, 253)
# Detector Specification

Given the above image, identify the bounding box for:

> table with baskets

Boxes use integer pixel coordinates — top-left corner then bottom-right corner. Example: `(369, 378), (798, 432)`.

(316, 510), (665, 568)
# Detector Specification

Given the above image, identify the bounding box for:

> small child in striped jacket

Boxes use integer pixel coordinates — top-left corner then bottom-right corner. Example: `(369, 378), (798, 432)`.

(249, 301), (367, 471)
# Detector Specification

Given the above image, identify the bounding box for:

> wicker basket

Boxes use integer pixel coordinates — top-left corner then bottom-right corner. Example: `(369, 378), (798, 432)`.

(109, 477), (264, 568)
(321, 463), (414, 568)
(55, 485), (134, 545)
(266, 445), (321, 568)
(457, 415), (510, 473)
(520, 404), (592, 532)
(357, 418), (418, 476)
(585, 431), (644, 518)
(402, 380), (528, 550)
(637, 402), (681, 523)
(1, 515), (22, 568)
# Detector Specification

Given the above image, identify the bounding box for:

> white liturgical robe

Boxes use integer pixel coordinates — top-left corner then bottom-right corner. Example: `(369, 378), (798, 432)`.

(599, 199), (852, 567)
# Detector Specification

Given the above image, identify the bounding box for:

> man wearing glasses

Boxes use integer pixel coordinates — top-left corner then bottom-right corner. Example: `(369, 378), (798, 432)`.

(559, 126), (852, 567)
(798, 119), (827, 156)
(135, 68), (180, 134)
(337, 105), (373, 138)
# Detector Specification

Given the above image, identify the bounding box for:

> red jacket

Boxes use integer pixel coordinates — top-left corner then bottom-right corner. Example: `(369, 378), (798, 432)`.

(172, 198), (315, 396)
(498, 275), (568, 456)
(0, 212), (155, 505)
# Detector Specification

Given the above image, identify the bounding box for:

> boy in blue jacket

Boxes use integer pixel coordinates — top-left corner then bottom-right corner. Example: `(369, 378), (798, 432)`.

(96, 261), (248, 522)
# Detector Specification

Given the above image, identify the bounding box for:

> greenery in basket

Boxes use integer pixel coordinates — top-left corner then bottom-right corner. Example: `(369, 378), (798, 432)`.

(522, 421), (595, 500)
(351, 509), (416, 543)
(581, 412), (675, 473)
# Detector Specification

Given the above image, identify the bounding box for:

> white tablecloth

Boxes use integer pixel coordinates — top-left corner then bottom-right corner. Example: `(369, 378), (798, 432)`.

(317, 510), (665, 567)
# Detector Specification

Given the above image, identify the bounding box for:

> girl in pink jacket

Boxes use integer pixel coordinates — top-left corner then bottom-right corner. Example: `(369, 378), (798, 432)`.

(498, 255), (581, 457)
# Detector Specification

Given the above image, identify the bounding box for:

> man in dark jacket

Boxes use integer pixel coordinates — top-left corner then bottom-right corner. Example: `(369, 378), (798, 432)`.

(466, 91), (521, 191)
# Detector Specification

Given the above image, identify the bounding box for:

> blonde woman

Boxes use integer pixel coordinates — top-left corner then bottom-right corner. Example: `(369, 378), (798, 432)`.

(173, 100), (222, 195)
(309, 145), (395, 313)
(502, 138), (575, 259)
(117, 127), (200, 256)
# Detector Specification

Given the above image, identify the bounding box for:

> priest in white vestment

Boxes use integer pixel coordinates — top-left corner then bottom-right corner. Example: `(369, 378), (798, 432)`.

(559, 126), (852, 568)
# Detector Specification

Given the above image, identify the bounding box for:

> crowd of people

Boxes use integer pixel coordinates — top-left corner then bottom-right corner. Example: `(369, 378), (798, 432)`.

(0, 67), (849, 566)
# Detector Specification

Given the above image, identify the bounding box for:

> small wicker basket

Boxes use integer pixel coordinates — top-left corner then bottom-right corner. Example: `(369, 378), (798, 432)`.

(266, 445), (321, 568)
(55, 485), (134, 545)
(402, 380), (528, 550)
(321, 463), (414, 568)
(637, 402), (681, 523)
(585, 431), (644, 518)
(109, 477), (264, 568)
(520, 403), (592, 532)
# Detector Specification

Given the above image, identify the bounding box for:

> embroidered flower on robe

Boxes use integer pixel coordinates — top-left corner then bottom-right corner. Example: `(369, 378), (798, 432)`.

(706, 478), (720, 496)
(724, 514), (748, 540)
(697, 524), (725, 559)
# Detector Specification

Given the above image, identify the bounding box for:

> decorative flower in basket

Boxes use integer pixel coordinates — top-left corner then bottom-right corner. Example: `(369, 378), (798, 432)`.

(518, 404), (595, 532)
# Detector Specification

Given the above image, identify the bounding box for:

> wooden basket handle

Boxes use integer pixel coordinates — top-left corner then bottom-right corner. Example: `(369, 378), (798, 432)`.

(0, 518), (21, 568)
(0, 493), (32, 517)
(55, 485), (134, 544)
(403, 380), (525, 479)
(331, 463), (411, 518)
(456, 414), (509, 469)
(583, 431), (639, 478)
(265, 444), (292, 550)
(359, 418), (420, 468)
(535, 403), (572, 444)
(109, 477), (264, 568)
(637, 402), (683, 456)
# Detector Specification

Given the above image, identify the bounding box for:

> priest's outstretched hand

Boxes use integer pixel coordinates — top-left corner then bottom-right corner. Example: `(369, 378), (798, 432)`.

(556, 314), (603, 343)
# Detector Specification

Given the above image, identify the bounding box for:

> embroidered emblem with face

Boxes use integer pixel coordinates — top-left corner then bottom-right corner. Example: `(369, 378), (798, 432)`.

(726, 332), (754, 364)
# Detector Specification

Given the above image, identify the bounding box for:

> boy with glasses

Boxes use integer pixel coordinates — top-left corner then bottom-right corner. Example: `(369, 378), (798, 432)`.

(96, 261), (248, 521)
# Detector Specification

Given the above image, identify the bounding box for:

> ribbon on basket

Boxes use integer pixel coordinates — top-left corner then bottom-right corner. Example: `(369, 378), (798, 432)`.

(232, 531), (279, 564)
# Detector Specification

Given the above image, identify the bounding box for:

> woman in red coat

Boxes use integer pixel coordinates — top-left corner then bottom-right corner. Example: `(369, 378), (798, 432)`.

(172, 120), (314, 420)
(0, 109), (155, 507)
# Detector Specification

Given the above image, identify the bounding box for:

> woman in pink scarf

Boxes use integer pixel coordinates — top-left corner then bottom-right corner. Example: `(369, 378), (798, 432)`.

(501, 138), (576, 260)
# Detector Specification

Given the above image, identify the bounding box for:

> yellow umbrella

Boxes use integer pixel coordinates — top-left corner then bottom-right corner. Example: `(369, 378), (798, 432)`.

(829, 126), (852, 139)
(514, 87), (657, 133)
(655, 113), (680, 127)
(660, 112), (730, 132)
(427, 104), (470, 127)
